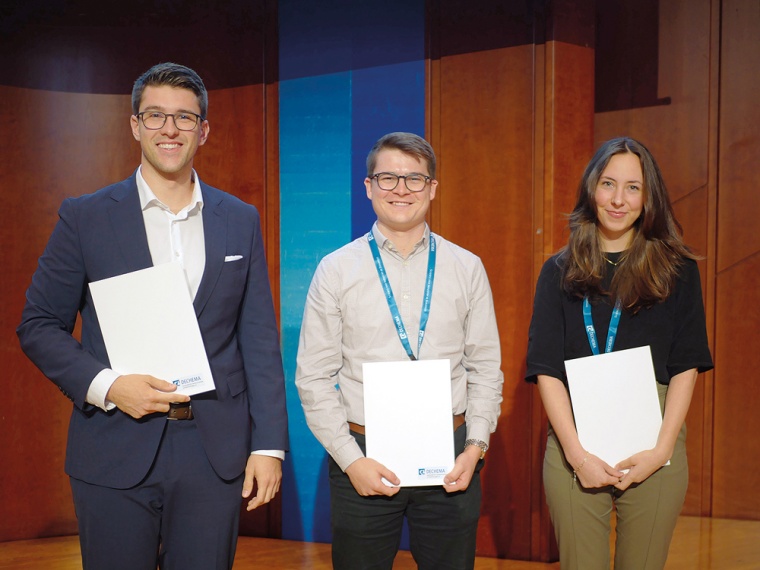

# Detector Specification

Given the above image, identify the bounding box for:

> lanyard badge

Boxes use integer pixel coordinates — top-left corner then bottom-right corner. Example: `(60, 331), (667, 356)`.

(582, 296), (622, 355)
(368, 231), (436, 361)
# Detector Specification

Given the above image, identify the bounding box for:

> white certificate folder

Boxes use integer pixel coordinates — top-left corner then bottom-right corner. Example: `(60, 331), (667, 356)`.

(363, 359), (455, 487)
(565, 346), (663, 468)
(89, 262), (216, 396)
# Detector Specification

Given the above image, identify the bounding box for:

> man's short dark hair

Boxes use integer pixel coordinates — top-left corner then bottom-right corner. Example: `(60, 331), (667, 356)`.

(366, 132), (437, 179)
(132, 62), (208, 118)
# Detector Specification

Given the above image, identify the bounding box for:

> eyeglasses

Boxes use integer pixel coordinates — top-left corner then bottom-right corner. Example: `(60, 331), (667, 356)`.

(370, 172), (432, 192)
(136, 111), (203, 131)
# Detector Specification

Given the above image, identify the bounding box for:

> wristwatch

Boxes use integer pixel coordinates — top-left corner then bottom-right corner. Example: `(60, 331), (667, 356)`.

(465, 439), (488, 460)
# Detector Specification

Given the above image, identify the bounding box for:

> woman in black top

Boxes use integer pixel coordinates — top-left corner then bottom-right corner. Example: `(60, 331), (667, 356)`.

(526, 137), (713, 570)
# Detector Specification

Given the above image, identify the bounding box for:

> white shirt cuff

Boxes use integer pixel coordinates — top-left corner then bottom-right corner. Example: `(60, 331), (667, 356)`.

(251, 450), (285, 460)
(86, 369), (120, 411)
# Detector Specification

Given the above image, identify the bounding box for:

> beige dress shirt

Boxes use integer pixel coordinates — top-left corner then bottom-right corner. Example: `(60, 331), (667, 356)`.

(296, 223), (504, 471)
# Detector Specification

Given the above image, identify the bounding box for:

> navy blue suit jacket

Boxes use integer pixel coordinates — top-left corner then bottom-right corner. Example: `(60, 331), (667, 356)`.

(18, 172), (289, 488)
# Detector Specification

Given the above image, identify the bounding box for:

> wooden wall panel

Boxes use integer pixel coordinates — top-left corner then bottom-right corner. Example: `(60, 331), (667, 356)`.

(715, 0), (760, 273)
(195, 86), (266, 209)
(540, 42), (596, 255)
(712, 0), (760, 519)
(712, 255), (760, 518)
(671, 187), (713, 513)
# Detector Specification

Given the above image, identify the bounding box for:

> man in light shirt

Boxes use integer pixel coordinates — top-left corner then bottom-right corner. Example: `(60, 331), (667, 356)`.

(296, 132), (504, 570)
(17, 62), (288, 570)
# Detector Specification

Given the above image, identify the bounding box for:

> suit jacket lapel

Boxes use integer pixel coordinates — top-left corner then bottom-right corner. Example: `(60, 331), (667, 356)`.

(107, 174), (153, 273)
(195, 183), (226, 317)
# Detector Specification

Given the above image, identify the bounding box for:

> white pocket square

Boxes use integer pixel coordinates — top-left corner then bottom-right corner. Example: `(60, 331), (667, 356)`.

(224, 255), (243, 262)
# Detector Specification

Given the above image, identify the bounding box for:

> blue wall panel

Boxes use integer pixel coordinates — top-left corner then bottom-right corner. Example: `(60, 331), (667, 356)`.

(279, 73), (352, 542)
(350, 62), (426, 240)
(279, 0), (425, 543)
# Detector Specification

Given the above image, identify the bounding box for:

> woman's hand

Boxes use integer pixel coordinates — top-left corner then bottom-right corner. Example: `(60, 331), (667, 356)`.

(613, 369), (697, 491)
(614, 448), (669, 491)
(574, 453), (624, 488)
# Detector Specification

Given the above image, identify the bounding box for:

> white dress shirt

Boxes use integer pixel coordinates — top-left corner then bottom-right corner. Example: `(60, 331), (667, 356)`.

(86, 167), (205, 409)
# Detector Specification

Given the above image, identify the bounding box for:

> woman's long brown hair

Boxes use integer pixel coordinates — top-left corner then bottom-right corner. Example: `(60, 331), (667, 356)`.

(560, 137), (698, 312)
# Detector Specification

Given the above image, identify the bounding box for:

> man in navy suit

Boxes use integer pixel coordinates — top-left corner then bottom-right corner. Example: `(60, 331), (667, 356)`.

(17, 62), (288, 570)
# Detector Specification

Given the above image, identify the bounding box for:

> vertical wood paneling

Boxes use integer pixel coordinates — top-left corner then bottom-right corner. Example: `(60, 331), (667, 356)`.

(264, 0), (281, 331)
(672, 187), (714, 514)
(194, 86), (266, 209)
(712, 255), (760, 518)
(541, 43), (596, 254)
(712, 0), (760, 519)
(715, 0), (760, 273)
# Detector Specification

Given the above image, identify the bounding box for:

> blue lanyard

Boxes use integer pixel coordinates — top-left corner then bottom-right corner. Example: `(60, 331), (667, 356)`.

(368, 231), (436, 361)
(582, 297), (622, 355)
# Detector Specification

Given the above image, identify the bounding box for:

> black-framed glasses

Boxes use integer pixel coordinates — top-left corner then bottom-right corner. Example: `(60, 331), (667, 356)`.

(137, 111), (203, 131)
(370, 172), (431, 192)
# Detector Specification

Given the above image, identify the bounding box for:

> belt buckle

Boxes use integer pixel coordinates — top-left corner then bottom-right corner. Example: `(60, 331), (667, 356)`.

(167, 402), (193, 420)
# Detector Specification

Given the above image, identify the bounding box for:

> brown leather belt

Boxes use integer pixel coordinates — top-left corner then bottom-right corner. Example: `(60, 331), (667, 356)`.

(348, 413), (464, 435)
(167, 402), (194, 420)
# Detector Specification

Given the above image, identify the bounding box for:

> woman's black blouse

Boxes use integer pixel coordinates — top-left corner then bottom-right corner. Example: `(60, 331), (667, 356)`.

(525, 252), (714, 385)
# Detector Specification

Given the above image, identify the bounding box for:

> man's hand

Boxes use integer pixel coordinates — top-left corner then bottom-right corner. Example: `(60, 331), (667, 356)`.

(243, 455), (283, 511)
(443, 445), (480, 492)
(106, 374), (190, 419)
(345, 457), (401, 497)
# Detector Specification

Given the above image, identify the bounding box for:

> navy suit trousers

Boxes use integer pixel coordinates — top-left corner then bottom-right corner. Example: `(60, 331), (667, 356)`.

(70, 419), (244, 570)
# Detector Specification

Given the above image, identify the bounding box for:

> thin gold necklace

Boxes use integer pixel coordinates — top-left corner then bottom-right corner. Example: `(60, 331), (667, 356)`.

(603, 256), (620, 267)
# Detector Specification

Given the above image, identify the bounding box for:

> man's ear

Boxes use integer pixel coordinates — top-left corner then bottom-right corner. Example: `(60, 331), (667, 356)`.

(130, 115), (141, 141)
